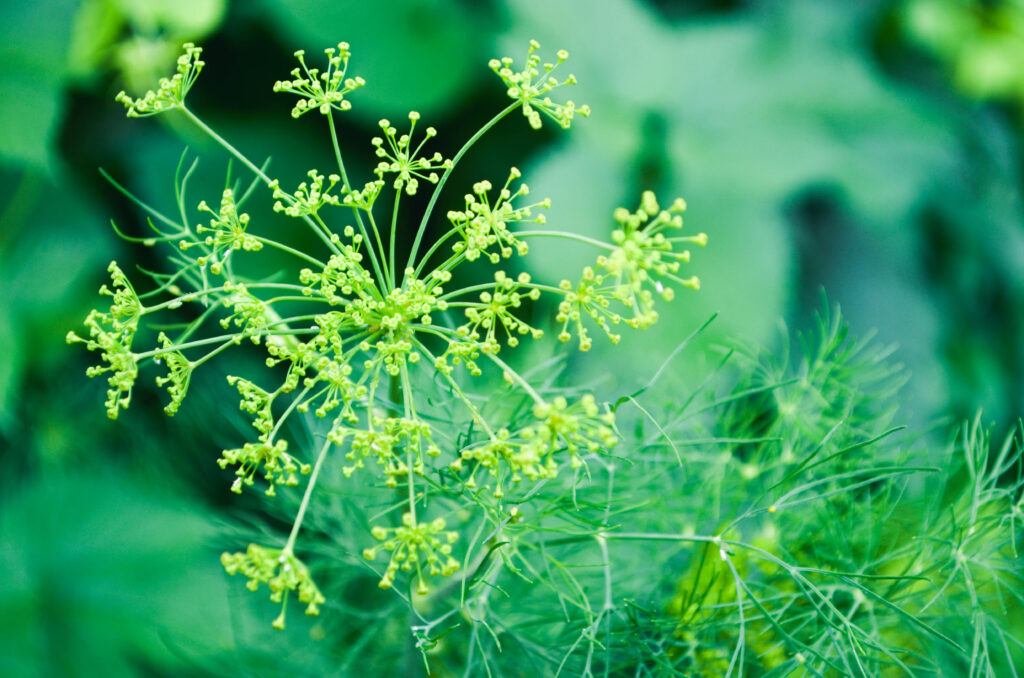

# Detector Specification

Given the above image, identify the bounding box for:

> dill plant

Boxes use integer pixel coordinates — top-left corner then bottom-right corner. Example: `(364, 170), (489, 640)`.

(68, 40), (704, 634)
(68, 40), (1024, 677)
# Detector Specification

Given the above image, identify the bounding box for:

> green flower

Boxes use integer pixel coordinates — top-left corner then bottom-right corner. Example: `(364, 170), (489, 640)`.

(331, 416), (440, 486)
(557, 193), (706, 349)
(448, 167), (548, 263)
(372, 112), (453, 195)
(362, 513), (459, 593)
(273, 42), (365, 118)
(300, 227), (374, 306)
(522, 394), (617, 469)
(457, 271), (543, 354)
(490, 40), (590, 130)
(455, 396), (617, 493)
(66, 262), (143, 419)
(115, 43), (204, 117)
(556, 266), (624, 351)
(217, 439), (310, 496)
(597, 191), (704, 324)
(435, 339), (484, 377)
(153, 333), (193, 416)
(227, 375), (277, 438)
(221, 544), (325, 629)
(341, 179), (385, 212)
(219, 282), (271, 342)
(270, 170), (342, 218)
(180, 189), (261, 275)
(455, 429), (557, 497)
(298, 356), (367, 421)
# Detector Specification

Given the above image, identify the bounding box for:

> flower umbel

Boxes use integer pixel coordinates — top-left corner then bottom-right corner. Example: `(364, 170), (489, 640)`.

(490, 40), (590, 130)
(115, 43), (204, 117)
(180, 189), (262, 276)
(221, 544), (325, 629)
(598, 191), (704, 324)
(556, 192), (705, 349)
(66, 262), (142, 418)
(448, 167), (548, 263)
(273, 42), (366, 118)
(372, 112), (453, 196)
(362, 513), (460, 593)
(270, 170), (342, 218)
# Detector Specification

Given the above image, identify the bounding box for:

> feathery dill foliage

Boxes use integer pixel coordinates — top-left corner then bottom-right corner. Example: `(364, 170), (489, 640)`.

(376, 306), (1019, 677)
(618, 309), (1024, 677)
(69, 40), (704, 634)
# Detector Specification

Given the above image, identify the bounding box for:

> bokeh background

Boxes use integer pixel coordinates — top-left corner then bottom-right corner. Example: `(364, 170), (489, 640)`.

(2, 0), (1023, 675)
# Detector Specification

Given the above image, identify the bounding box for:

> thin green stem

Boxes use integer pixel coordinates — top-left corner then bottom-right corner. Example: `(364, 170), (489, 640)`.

(327, 111), (390, 292)
(484, 353), (544, 405)
(390, 191), (401, 287)
(142, 282), (309, 314)
(170, 298), (222, 345)
(399, 362), (417, 524)
(268, 385), (313, 441)
(135, 327), (317, 360)
(179, 105), (270, 183)
(412, 226), (461, 279)
(189, 336), (239, 369)
(515, 230), (613, 250)
(283, 425), (338, 554)
(437, 282), (500, 302)
(410, 336), (496, 438)
(250, 235), (327, 268)
(424, 251), (467, 281)
(363, 209), (392, 290)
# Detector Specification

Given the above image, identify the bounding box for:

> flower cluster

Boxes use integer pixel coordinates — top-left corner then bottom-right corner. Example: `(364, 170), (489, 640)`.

(524, 394), (617, 468)
(298, 356), (366, 421)
(362, 513), (460, 592)
(153, 333), (193, 416)
(448, 168), (547, 263)
(490, 40), (590, 130)
(300, 227), (373, 305)
(66, 262), (142, 418)
(556, 192), (706, 350)
(341, 179), (385, 212)
(219, 282), (272, 341)
(221, 544), (325, 629)
(180, 189), (261, 275)
(115, 43), (204, 117)
(217, 439), (310, 496)
(556, 267), (621, 351)
(73, 40), (707, 629)
(372, 112), (453, 195)
(597, 191), (704, 324)
(272, 43), (366, 118)
(270, 170), (342, 218)
(457, 271), (543, 354)
(454, 395), (617, 497)
(331, 416), (441, 485)
(228, 375), (279, 438)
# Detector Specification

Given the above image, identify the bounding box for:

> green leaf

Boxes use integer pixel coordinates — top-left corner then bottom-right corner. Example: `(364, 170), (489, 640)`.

(110, 0), (226, 36)
(0, 0), (77, 171)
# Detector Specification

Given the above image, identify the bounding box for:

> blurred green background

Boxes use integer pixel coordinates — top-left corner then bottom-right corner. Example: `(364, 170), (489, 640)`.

(2, 0), (1023, 675)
